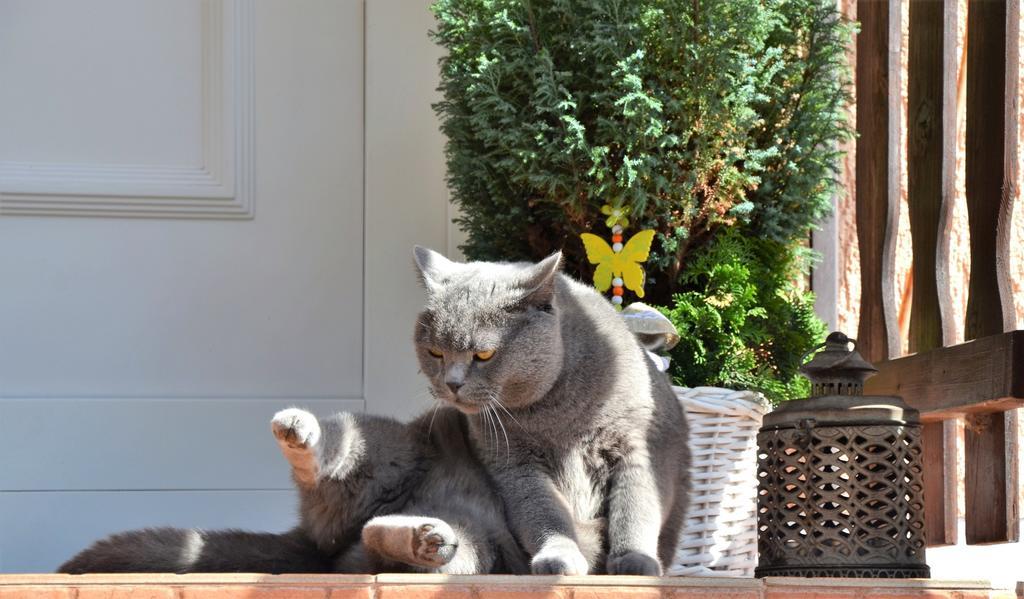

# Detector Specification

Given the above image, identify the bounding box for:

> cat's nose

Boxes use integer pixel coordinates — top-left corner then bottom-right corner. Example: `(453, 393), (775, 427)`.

(445, 363), (467, 394)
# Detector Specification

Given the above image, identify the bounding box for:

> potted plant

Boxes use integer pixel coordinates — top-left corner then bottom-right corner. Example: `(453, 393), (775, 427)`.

(431, 0), (853, 575)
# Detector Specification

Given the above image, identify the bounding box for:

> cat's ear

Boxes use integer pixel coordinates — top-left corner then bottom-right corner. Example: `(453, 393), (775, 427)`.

(520, 251), (562, 309)
(413, 246), (454, 293)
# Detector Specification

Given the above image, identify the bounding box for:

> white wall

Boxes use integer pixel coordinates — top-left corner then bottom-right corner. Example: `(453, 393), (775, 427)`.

(363, 0), (455, 419)
(0, 0), (452, 572)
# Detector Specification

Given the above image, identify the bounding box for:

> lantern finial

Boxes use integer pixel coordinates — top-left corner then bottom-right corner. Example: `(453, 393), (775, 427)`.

(799, 331), (878, 397)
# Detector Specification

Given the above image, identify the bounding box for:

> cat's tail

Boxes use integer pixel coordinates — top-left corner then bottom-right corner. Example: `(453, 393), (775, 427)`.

(58, 527), (334, 574)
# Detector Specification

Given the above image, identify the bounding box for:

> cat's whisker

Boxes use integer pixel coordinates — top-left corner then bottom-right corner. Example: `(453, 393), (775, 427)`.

(426, 401), (441, 438)
(489, 392), (535, 443)
(485, 407), (499, 461)
(476, 410), (490, 454)
(479, 409), (490, 457)
(490, 403), (511, 465)
(491, 396), (529, 434)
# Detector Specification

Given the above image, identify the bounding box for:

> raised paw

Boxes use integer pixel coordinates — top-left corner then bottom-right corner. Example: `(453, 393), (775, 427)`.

(530, 539), (589, 575)
(271, 408), (321, 450)
(411, 520), (459, 567)
(606, 551), (662, 576)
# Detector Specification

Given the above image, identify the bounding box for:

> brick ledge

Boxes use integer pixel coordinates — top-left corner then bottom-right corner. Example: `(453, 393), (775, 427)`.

(0, 573), (1017, 599)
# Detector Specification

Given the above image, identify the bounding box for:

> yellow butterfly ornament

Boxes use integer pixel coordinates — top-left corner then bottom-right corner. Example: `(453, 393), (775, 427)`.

(580, 229), (655, 299)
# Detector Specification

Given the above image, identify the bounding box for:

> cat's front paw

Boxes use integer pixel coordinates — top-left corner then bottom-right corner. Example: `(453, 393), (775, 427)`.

(271, 408), (321, 450)
(606, 551), (662, 576)
(530, 539), (589, 575)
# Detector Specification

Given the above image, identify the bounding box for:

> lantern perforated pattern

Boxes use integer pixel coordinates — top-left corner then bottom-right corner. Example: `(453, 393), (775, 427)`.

(755, 422), (929, 578)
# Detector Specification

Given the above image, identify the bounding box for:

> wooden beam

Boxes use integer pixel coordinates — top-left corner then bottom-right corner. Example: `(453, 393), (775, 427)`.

(865, 331), (1024, 420)
(855, 0), (901, 364)
(868, 331), (1023, 544)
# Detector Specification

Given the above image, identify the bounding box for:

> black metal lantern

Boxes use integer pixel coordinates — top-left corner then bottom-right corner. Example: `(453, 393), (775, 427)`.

(755, 332), (930, 578)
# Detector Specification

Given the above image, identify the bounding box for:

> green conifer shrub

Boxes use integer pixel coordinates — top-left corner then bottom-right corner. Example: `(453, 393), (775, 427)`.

(430, 0), (853, 403)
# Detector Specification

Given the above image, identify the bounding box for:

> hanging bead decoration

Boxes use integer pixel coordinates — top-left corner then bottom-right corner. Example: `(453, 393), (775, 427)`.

(610, 224), (625, 306)
(580, 203), (655, 310)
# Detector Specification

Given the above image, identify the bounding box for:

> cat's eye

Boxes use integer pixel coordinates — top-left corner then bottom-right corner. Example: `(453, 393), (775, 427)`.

(474, 349), (496, 361)
(427, 348), (444, 358)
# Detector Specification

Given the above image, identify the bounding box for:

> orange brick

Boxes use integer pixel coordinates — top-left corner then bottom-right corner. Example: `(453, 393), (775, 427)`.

(961, 592), (1019, 599)
(76, 586), (177, 599)
(0, 588), (73, 599)
(573, 587), (663, 599)
(328, 588), (374, 599)
(181, 586), (327, 599)
(764, 589), (859, 599)
(669, 589), (760, 599)
(376, 585), (474, 599)
(872, 591), (963, 599)
(477, 587), (572, 599)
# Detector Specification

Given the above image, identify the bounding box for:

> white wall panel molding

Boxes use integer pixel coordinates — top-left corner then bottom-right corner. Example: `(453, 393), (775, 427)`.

(0, 0), (255, 219)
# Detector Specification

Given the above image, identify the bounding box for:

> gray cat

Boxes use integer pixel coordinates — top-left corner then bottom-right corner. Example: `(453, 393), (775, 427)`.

(411, 247), (690, 575)
(59, 249), (690, 576)
(60, 405), (527, 574)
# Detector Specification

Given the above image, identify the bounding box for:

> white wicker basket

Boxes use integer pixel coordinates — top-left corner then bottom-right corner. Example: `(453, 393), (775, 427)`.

(669, 386), (769, 577)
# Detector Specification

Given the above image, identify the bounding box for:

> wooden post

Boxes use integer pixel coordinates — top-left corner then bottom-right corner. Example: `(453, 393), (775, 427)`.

(905, 0), (961, 547)
(920, 419), (959, 547)
(964, 0), (1015, 339)
(965, 410), (1021, 544)
(961, 0), (1020, 545)
(907, 0), (950, 355)
(855, 0), (900, 365)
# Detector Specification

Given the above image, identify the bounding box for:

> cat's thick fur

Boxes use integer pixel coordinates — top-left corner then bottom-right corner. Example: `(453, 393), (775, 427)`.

(60, 406), (527, 574)
(411, 248), (690, 575)
(59, 249), (690, 576)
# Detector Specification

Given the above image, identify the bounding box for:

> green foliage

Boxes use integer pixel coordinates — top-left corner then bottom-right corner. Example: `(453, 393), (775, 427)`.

(430, 0), (852, 400)
(657, 230), (825, 404)
(431, 0), (853, 298)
